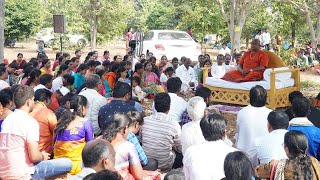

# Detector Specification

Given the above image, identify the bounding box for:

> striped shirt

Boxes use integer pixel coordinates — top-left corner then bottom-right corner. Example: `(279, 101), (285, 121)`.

(141, 112), (182, 171)
(126, 132), (148, 166)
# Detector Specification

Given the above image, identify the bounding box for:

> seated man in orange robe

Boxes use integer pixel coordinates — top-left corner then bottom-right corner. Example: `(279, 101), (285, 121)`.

(222, 39), (269, 82)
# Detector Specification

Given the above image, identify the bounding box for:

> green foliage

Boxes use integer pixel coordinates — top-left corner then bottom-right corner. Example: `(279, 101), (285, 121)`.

(41, 0), (134, 43)
(177, 1), (226, 42)
(5, 0), (43, 39)
(301, 80), (320, 92)
(3, 0), (319, 46)
(277, 47), (297, 66)
(242, 5), (274, 40)
(94, 0), (135, 41)
(43, 0), (89, 34)
(146, 3), (176, 30)
(271, 1), (312, 45)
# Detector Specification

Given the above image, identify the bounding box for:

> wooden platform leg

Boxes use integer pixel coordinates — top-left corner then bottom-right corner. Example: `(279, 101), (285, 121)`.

(269, 71), (276, 109)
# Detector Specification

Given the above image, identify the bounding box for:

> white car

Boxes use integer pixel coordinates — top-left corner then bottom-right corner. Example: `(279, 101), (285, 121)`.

(143, 30), (201, 61)
(35, 28), (88, 48)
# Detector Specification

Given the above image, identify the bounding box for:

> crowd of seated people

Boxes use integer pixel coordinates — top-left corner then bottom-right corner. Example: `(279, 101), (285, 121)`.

(0, 48), (319, 180)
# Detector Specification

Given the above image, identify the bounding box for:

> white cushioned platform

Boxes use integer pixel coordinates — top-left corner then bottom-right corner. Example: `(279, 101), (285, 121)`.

(205, 77), (295, 90)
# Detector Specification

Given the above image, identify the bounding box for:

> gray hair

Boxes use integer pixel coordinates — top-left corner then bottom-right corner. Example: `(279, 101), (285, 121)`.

(187, 96), (207, 122)
(86, 74), (101, 89)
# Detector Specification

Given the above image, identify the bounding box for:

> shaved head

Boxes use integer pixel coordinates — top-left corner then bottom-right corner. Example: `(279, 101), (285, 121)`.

(252, 39), (260, 45)
(251, 39), (261, 52)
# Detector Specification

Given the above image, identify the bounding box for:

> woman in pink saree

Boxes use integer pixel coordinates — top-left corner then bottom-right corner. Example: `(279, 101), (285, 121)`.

(143, 62), (165, 95)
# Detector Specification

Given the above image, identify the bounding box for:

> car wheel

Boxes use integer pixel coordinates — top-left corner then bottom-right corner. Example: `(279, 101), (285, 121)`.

(77, 39), (86, 47)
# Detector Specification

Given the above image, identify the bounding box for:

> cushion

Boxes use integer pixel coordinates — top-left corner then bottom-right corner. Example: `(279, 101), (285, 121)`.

(263, 50), (285, 68)
(205, 77), (295, 90)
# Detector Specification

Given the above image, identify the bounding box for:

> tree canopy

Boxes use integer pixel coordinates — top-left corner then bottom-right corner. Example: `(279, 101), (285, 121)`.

(2, 0), (320, 47)
(5, 0), (43, 39)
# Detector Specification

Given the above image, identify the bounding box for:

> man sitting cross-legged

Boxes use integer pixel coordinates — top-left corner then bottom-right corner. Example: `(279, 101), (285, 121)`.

(183, 113), (237, 180)
(249, 110), (289, 167)
(181, 96), (207, 155)
(222, 39), (269, 82)
(141, 93), (182, 171)
(235, 85), (272, 158)
(0, 85), (72, 179)
(288, 97), (320, 161)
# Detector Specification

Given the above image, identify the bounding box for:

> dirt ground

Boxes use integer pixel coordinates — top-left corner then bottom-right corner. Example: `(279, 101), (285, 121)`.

(4, 41), (320, 138)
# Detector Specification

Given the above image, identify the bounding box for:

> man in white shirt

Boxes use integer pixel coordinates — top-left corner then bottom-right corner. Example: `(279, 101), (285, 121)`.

(183, 113), (237, 180)
(263, 29), (271, 50)
(219, 43), (231, 56)
(79, 75), (107, 135)
(181, 96), (206, 155)
(249, 110), (289, 167)
(33, 74), (53, 92)
(255, 30), (264, 48)
(167, 77), (188, 124)
(235, 85), (272, 158)
(0, 85), (72, 179)
(211, 54), (226, 79)
(69, 139), (115, 180)
(176, 58), (197, 91)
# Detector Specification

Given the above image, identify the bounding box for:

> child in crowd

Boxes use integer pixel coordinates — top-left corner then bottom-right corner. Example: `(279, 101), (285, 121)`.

(198, 59), (213, 84)
(160, 67), (176, 87)
(232, 53), (242, 65)
(117, 66), (130, 84)
(132, 76), (146, 102)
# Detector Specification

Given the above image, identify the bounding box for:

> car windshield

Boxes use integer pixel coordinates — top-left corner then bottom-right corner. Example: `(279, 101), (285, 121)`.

(158, 32), (192, 41)
(144, 32), (154, 41)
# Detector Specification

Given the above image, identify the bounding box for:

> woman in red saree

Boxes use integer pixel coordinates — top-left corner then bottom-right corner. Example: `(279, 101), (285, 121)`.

(222, 39), (269, 82)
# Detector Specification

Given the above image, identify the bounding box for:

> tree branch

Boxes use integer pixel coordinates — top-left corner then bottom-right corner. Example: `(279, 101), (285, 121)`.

(277, 0), (306, 13)
(216, 0), (230, 26)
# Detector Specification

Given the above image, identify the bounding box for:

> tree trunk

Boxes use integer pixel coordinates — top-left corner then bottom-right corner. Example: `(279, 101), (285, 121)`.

(91, 14), (97, 51)
(89, 12), (93, 50)
(246, 36), (249, 49)
(230, 0), (235, 54)
(291, 22), (295, 47)
(304, 1), (317, 46)
(316, 1), (320, 42)
(217, 0), (253, 54)
(89, 0), (98, 51)
(0, 0), (4, 64)
(233, 30), (241, 51)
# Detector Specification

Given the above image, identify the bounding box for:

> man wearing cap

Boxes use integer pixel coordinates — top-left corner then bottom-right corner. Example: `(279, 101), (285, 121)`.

(30, 89), (58, 154)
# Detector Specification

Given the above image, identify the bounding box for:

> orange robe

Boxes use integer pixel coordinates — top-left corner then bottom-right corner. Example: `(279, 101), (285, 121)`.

(222, 50), (269, 82)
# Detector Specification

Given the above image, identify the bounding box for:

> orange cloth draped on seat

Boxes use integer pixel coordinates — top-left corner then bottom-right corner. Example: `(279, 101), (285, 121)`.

(222, 50), (269, 82)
